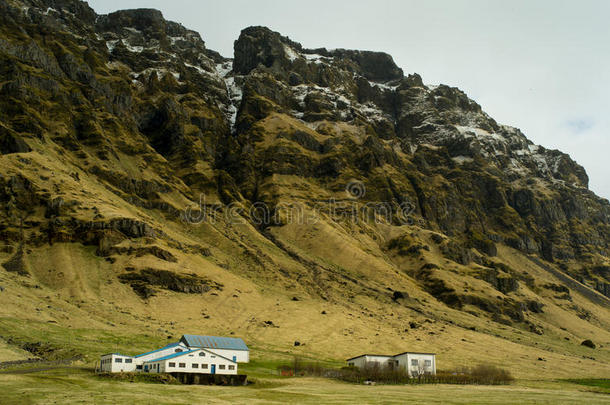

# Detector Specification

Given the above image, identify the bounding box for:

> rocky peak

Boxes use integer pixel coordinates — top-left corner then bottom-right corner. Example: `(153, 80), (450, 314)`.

(95, 8), (205, 47)
(2, 0), (97, 36)
(24, 0), (96, 24)
(306, 48), (404, 82)
(96, 8), (166, 32)
(233, 26), (303, 75)
(229, 25), (592, 193)
(234, 26), (403, 83)
(95, 8), (208, 59)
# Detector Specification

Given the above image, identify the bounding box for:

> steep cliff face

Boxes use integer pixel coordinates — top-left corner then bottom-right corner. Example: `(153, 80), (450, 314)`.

(225, 26), (609, 264)
(0, 0), (609, 371)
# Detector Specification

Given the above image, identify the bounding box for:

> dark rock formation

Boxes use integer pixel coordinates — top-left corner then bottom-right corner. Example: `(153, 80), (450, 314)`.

(119, 268), (223, 298)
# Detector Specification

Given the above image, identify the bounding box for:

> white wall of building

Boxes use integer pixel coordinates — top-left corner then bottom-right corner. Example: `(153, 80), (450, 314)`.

(347, 352), (436, 377)
(100, 354), (136, 373)
(146, 349), (238, 375)
(204, 348), (249, 363)
(393, 353), (436, 377)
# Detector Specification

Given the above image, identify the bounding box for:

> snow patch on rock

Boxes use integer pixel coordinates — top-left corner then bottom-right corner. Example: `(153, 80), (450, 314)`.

(106, 40), (119, 52)
(452, 156), (474, 164)
(216, 61), (242, 130)
(283, 44), (300, 62)
(121, 39), (144, 53)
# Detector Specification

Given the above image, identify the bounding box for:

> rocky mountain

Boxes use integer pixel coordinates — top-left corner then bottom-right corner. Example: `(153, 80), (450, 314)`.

(0, 0), (608, 375)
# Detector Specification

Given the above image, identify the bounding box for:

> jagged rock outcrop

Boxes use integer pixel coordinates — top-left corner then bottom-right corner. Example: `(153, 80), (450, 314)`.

(0, 0), (608, 329)
(118, 268), (223, 298)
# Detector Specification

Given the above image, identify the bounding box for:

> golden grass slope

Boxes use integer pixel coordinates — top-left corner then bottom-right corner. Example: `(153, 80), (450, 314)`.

(0, 127), (609, 382)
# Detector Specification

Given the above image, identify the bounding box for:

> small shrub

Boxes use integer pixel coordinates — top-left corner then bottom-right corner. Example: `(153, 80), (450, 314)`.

(336, 363), (411, 384)
(469, 364), (514, 384)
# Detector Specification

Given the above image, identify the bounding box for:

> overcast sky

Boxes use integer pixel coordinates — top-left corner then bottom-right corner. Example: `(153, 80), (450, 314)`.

(88, 0), (610, 199)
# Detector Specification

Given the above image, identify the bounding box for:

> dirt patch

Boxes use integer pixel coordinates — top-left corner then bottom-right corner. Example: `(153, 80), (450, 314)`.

(1, 245), (29, 276)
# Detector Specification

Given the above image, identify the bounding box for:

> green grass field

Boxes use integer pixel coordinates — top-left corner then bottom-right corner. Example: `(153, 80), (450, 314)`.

(564, 379), (610, 394)
(0, 365), (609, 404)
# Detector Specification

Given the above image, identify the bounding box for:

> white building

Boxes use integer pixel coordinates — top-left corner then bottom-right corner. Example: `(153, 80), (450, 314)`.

(99, 353), (136, 373)
(144, 348), (238, 375)
(392, 352), (436, 377)
(179, 334), (249, 363)
(346, 351), (436, 377)
(99, 334), (248, 373)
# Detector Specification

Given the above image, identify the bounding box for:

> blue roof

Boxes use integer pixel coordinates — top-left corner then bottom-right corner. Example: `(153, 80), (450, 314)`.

(180, 334), (249, 351)
(144, 349), (199, 363)
(134, 342), (182, 358)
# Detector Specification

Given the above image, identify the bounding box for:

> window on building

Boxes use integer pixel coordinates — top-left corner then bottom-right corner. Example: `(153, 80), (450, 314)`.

(192, 364), (199, 368)
(348, 362), (354, 366)
(168, 362), (175, 367)
(211, 355), (216, 358)
(125, 359), (132, 363)
(199, 352), (205, 356)
(424, 360), (432, 367)
(179, 363), (186, 368)
(115, 358), (123, 363)
(144, 365), (148, 370)
(411, 359), (419, 366)
(219, 365), (225, 370)
(201, 364), (208, 369)
(136, 365), (142, 370)
(228, 365), (235, 370)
